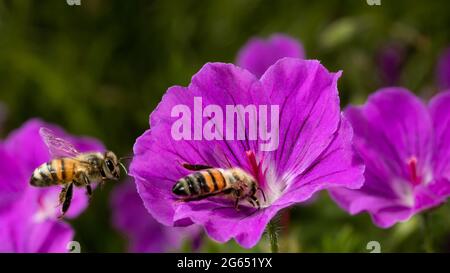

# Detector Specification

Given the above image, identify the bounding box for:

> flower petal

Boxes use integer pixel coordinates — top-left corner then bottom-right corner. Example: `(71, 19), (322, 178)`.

(277, 116), (365, 207)
(237, 34), (304, 78)
(173, 198), (281, 248)
(0, 209), (74, 253)
(26, 220), (74, 253)
(0, 146), (27, 213)
(111, 181), (196, 252)
(260, 59), (342, 186)
(429, 91), (450, 178)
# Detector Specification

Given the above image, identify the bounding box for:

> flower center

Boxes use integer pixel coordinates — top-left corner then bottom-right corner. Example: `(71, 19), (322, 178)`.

(244, 150), (284, 206)
(246, 150), (262, 184)
(407, 156), (421, 186)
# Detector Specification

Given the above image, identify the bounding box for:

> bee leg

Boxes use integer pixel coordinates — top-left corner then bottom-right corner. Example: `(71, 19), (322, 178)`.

(86, 185), (92, 199)
(182, 163), (213, 171)
(250, 195), (260, 209)
(58, 182), (73, 219)
(57, 185), (69, 208)
(81, 174), (92, 199)
(234, 197), (241, 211)
(247, 198), (256, 208)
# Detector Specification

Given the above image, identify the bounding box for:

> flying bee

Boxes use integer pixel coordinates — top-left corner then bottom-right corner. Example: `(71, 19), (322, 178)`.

(172, 163), (266, 210)
(30, 127), (125, 218)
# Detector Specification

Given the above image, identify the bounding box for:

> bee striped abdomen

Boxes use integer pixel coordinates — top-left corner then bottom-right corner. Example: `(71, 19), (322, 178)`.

(206, 169), (227, 192)
(30, 158), (77, 187)
(173, 168), (228, 197)
(30, 161), (57, 187)
(59, 158), (76, 182)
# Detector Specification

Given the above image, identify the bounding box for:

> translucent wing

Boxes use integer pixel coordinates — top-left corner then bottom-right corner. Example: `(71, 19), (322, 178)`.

(39, 127), (81, 159)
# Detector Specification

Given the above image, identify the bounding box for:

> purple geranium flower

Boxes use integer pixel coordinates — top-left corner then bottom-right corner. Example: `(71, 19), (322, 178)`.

(330, 88), (450, 228)
(236, 34), (305, 78)
(111, 181), (201, 252)
(0, 119), (104, 252)
(130, 58), (364, 248)
(376, 43), (405, 86)
(0, 102), (6, 135)
(437, 47), (450, 90)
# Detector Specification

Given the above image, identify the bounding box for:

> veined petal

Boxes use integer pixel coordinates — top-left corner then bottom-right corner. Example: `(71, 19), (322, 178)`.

(260, 59), (342, 189)
(277, 116), (365, 207)
(429, 92), (450, 178)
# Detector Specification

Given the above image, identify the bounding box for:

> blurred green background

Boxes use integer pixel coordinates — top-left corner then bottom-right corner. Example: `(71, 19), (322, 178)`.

(0, 0), (449, 252)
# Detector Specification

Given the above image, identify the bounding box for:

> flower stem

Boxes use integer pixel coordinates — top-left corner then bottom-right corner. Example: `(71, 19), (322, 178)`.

(422, 212), (434, 253)
(267, 220), (279, 253)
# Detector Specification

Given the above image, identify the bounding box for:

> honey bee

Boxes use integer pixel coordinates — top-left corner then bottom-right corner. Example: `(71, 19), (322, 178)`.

(172, 163), (266, 210)
(30, 128), (125, 218)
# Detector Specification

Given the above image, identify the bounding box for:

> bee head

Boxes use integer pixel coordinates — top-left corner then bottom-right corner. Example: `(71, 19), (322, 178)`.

(103, 151), (120, 180)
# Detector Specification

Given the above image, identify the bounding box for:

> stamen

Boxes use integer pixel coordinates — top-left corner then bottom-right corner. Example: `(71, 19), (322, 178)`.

(407, 156), (421, 186)
(245, 150), (268, 194)
(246, 150), (261, 182)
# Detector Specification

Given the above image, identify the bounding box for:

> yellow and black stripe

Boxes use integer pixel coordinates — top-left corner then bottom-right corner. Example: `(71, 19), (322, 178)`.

(30, 158), (77, 187)
(173, 169), (228, 197)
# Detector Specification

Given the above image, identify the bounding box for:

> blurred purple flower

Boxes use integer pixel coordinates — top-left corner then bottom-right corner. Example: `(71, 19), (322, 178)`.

(130, 58), (364, 248)
(111, 181), (202, 252)
(0, 119), (104, 252)
(330, 88), (450, 228)
(236, 34), (305, 78)
(376, 43), (405, 86)
(0, 102), (6, 134)
(437, 47), (450, 90)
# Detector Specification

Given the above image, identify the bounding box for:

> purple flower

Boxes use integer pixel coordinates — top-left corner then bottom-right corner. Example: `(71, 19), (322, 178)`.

(130, 58), (364, 248)
(0, 102), (6, 134)
(436, 47), (450, 90)
(236, 34), (305, 78)
(330, 88), (450, 228)
(0, 119), (104, 252)
(111, 181), (201, 252)
(376, 43), (405, 86)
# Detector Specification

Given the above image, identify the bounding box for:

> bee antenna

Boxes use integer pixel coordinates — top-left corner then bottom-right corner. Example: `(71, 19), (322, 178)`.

(119, 162), (128, 176)
(119, 156), (133, 161)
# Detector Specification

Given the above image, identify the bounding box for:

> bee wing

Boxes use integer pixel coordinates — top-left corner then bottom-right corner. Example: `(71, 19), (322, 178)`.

(39, 127), (81, 159)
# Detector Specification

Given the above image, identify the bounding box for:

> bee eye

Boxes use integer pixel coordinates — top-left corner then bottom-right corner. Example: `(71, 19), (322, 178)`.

(106, 160), (115, 171)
